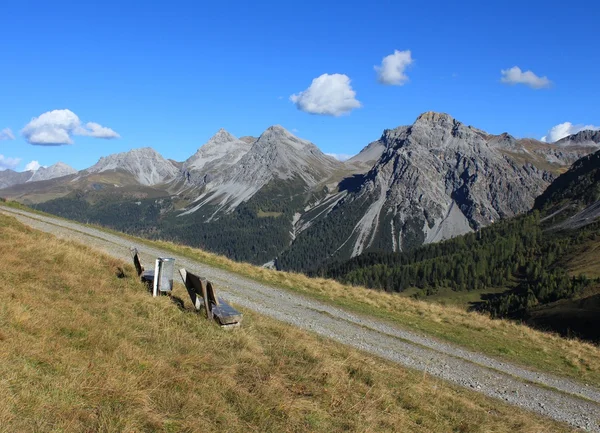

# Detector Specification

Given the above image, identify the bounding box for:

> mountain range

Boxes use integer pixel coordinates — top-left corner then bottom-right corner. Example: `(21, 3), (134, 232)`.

(0, 162), (77, 189)
(1, 112), (598, 270)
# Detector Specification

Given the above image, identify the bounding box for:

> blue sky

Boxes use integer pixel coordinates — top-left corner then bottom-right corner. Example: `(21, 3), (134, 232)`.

(1, 0), (598, 171)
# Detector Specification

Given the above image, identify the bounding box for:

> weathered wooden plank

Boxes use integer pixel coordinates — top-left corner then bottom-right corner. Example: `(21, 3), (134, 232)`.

(179, 268), (211, 319)
(212, 299), (243, 325)
(152, 259), (160, 297)
(206, 281), (219, 307)
(131, 247), (154, 289)
(179, 269), (200, 308)
(131, 248), (144, 276)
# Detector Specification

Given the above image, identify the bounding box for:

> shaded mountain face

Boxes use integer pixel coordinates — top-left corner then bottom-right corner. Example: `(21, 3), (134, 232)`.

(84, 147), (179, 186)
(28, 162), (77, 183)
(278, 112), (596, 272)
(535, 149), (600, 230)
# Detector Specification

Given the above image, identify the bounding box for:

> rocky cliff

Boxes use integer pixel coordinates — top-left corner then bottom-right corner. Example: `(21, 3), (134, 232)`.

(278, 112), (596, 271)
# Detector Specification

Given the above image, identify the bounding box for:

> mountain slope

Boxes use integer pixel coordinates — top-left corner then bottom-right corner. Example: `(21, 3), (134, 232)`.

(180, 125), (342, 215)
(279, 112), (594, 272)
(158, 126), (344, 264)
(317, 149), (600, 341)
(345, 136), (391, 173)
(24, 126), (343, 265)
(535, 148), (600, 229)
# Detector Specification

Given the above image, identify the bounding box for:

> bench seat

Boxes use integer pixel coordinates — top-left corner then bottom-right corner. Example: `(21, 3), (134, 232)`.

(212, 298), (243, 325)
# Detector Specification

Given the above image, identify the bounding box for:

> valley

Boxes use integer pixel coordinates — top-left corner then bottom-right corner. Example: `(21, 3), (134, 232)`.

(2, 112), (599, 344)
(2, 112), (597, 272)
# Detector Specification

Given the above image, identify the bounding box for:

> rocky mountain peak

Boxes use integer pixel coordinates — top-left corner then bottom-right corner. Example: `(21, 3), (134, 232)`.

(555, 130), (600, 148)
(282, 112), (597, 270)
(53, 162), (73, 170)
(99, 147), (161, 159)
(260, 125), (294, 140)
(415, 111), (456, 126)
(184, 129), (252, 175)
(179, 124), (343, 216)
(87, 147), (178, 186)
(0, 169), (33, 189)
(205, 128), (237, 147)
(486, 132), (520, 150)
(382, 112), (483, 152)
(255, 125), (311, 152)
(264, 124), (288, 134)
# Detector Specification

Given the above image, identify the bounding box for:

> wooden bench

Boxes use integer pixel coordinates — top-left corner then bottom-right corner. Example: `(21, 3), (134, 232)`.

(130, 247), (155, 287)
(178, 268), (243, 328)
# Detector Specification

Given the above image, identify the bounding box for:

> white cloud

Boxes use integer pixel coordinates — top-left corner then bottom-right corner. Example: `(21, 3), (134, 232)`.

(326, 152), (354, 161)
(290, 73), (361, 116)
(25, 160), (43, 171)
(0, 128), (15, 141)
(21, 109), (120, 145)
(0, 155), (21, 170)
(76, 122), (121, 139)
(541, 122), (600, 143)
(375, 50), (413, 85)
(500, 66), (551, 89)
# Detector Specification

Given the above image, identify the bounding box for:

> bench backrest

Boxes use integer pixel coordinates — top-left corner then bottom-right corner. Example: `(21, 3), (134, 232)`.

(130, 248), (143, 276)
(179, 269), (211, 318)
(179, 269), (242, 326)
(206, 280), (219, 307)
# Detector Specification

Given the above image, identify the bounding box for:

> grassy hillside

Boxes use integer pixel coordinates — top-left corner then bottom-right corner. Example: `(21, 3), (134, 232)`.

(0, 214), (577, 432)
(3, 199), (600, 390)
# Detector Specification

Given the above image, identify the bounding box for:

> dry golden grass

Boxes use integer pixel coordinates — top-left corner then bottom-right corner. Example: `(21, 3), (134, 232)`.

(0, 214), (575, 432)
(4, 200), (600, 388)
(142, 239), (600, 387)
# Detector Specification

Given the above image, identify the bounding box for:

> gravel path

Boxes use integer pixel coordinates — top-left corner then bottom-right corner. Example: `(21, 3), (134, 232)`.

(3, 205), (600, 431)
